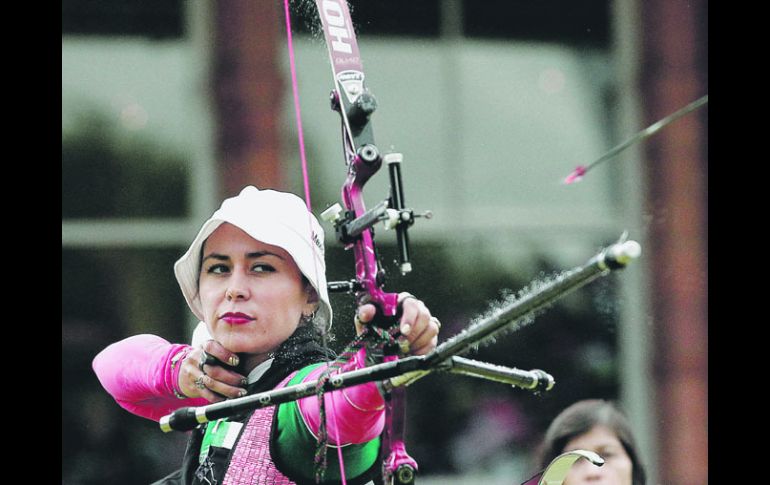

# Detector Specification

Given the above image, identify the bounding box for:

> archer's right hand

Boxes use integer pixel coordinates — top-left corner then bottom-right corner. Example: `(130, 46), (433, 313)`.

(178, 339), (248, 402)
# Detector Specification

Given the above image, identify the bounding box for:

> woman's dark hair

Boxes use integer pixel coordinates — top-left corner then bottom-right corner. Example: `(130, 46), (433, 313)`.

(536, 399), (646, 485)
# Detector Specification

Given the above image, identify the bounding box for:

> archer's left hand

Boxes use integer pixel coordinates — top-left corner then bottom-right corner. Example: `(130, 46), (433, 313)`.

(355, 293), (440, 356)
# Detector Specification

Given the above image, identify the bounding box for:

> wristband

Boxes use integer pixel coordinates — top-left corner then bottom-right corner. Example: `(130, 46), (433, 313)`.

(170, 346), (193, 399)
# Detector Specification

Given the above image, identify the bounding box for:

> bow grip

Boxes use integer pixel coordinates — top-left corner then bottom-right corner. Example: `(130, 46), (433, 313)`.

(356, 291), (410, 356)
(357, 291), (402, 330)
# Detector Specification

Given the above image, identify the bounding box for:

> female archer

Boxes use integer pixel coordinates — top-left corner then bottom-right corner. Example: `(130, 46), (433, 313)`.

(93, 186), (441, 484)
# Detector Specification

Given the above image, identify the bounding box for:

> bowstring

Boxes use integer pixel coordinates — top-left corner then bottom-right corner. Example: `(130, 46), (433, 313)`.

(282, 1), (348, 483)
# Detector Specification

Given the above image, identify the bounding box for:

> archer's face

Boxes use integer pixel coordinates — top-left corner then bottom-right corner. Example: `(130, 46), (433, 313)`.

(562, 425), (633, 485)
(198, 223), (316, 365)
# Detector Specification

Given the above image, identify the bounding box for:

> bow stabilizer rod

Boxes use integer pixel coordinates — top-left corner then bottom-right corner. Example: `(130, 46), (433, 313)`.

(159, 353), (553, 434)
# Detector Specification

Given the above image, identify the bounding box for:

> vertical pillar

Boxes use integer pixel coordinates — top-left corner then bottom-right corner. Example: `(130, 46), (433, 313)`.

(212, 0), (284, 197)
(640, 1), (708, 484)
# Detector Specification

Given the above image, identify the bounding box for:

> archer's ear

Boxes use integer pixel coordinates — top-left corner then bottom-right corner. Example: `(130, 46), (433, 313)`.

(305, 284), (320, 304)
(304, 289), (320, 317)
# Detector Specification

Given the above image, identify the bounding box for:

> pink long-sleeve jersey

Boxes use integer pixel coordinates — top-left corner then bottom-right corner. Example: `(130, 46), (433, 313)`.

(92, 334), (385, 445)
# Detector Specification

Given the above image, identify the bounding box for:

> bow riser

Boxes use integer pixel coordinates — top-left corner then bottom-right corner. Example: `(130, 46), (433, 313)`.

(341, 154), (400, 319)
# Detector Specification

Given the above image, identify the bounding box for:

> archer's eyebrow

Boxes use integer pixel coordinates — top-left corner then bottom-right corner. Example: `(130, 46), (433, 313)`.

(202, 251), (285, 263)
(246, 251), (285, 260)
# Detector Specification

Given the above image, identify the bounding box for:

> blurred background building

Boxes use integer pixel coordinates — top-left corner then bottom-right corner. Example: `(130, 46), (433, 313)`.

(62, 1), (707, 484)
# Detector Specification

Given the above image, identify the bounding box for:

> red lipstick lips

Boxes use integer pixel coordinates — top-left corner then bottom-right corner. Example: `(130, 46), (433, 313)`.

(221, 312), (255, 325)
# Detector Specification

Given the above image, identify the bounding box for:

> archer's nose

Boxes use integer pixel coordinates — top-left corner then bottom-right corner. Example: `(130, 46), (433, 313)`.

(225, 275), (250, 301)
(226, 288), (247, 301)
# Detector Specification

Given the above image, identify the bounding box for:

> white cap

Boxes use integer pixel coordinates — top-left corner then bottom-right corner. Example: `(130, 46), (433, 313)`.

(173, 186), (333, 330)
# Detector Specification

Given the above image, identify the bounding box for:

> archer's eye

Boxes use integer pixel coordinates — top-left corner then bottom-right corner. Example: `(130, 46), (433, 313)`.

(205, 263), (231, 275)
(251, 263), (276, 273)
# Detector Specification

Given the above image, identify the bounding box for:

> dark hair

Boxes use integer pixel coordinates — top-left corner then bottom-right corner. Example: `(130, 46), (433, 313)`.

(536, 399), (646, 485)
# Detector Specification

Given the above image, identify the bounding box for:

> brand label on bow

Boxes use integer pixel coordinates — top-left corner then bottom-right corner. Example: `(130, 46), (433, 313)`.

(316, 0), (362, 72)
(320, 0), (352, 53)
(337, 70), (365, 104)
